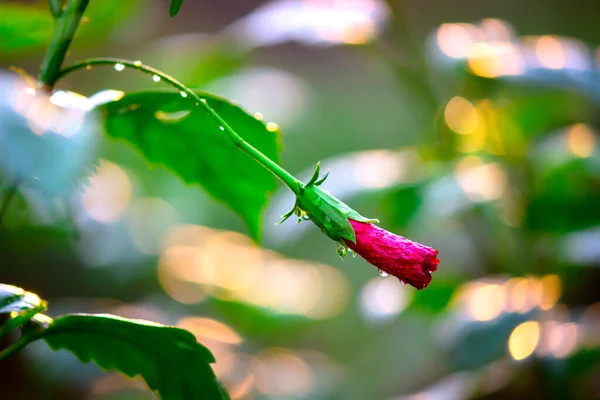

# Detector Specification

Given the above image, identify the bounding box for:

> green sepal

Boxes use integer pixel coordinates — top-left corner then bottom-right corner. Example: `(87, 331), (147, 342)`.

(292, 163), (378, 244)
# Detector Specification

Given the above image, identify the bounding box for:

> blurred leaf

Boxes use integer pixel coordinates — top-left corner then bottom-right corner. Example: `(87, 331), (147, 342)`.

(142, 36), (245, 88)
(40, 314), (229, 400)
(497, 88), (591, 139)
(381, 185), (422, 229)
(0, 0), (140, 55)
(76, 0), (141, 41)
(99, 90), (281, 240)
(207, 298), (314, 341)
(448, 312), (535, 371)
(0, 4), (53, 54)
(526, 159), (600, 233)
(407, 279), (458, 314)
(0, 284), (44, 314)
(169, 0), (184, 17)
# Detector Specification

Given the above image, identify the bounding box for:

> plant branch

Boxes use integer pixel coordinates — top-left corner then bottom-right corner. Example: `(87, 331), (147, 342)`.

(48, 0), (63, 18)
(0, 333), (40, 362)
(38, 0), (91, 89)
(57, 58), (304, 195)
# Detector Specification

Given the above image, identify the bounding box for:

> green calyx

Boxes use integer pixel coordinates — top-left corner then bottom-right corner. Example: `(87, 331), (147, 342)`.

(278, 162), (378, 255)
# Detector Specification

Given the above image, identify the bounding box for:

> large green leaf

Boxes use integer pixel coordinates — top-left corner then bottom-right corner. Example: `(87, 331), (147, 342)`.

(98, 90), (281, 240)
(40, 314), (229, 400)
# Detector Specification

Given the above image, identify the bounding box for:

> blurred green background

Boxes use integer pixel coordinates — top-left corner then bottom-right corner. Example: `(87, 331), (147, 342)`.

(1, 0), (600, 399)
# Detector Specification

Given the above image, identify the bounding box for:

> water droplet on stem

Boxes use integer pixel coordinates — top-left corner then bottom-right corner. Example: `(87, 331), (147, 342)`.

(114, 63), (125, 72)
(152, 75), (161, 82)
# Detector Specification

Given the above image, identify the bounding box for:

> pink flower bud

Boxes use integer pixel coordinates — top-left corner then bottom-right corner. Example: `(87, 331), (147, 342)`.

(344, 219), (440, 290)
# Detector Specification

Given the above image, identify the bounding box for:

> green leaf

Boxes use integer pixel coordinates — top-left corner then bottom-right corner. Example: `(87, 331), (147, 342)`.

(98, 90), (281, 240)
(169, 0), (184, 17)
(0, 4), (53, 54)
(525, 158), (600, 233)
(40, 314), (229, 400)
(0, 284), (45, 314)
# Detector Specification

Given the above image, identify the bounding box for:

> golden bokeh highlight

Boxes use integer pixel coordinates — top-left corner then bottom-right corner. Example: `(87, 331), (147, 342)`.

(455, 156), (508, 201)
(360, 276), (413, 320)
(537, 321), (579, 359)
(467, 42), (523, 78)
(81, 160), (133, 223)
(535, 36), (565, 69)
(253, 348), (315, 397)
(158, 225), (350, 318)
(436, 23), (479, 59)
(566, 123), (596, 158)
(178, 317), (243, 345)
(539, 274), (562, 310)
(462, 282), (507, 321)
(352, 150), (420, 189)
(508, 321), (540, 361)
(444, 96), (478, 134)
(455, 275), (563, 321)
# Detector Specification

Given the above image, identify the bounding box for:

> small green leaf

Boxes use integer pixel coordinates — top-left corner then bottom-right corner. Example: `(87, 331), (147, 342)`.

(169, 0), (184, 17)
(40, 314), (229, 400)
(98, 90), (281, 240)
(0, 284), (44, 314)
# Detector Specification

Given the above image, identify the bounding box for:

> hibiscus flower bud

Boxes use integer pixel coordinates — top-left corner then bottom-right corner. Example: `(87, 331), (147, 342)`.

(280, 163), (440, 289)
(344, 219), (440, 290)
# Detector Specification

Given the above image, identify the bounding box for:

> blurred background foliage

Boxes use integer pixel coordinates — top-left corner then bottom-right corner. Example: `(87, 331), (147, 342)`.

(1, 0), (600, 399)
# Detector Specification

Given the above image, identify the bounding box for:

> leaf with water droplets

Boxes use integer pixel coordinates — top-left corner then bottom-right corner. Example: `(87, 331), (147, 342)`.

(97, 90), (281, 241)
(169, 0), (184, 17)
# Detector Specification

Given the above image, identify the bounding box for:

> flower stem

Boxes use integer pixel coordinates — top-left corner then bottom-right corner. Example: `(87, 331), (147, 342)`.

(38, 0), (91, 90)
(57, 58), (304, 195)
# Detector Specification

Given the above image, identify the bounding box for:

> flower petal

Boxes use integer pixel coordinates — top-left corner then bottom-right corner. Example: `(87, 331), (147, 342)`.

(344, 219), (439, 289)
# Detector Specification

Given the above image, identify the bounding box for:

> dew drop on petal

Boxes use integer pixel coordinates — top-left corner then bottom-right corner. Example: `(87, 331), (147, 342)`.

(152, 75), (161, 82)
(114, 63), (125, 72)
(378, 269), (389, 277)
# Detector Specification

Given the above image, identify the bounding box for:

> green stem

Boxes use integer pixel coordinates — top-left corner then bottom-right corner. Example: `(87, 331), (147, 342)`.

(48, 0), (62, 18)
(57, 58), (304, 194)
(0, 333), (39, 362)
(38, 0), (91, 89)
